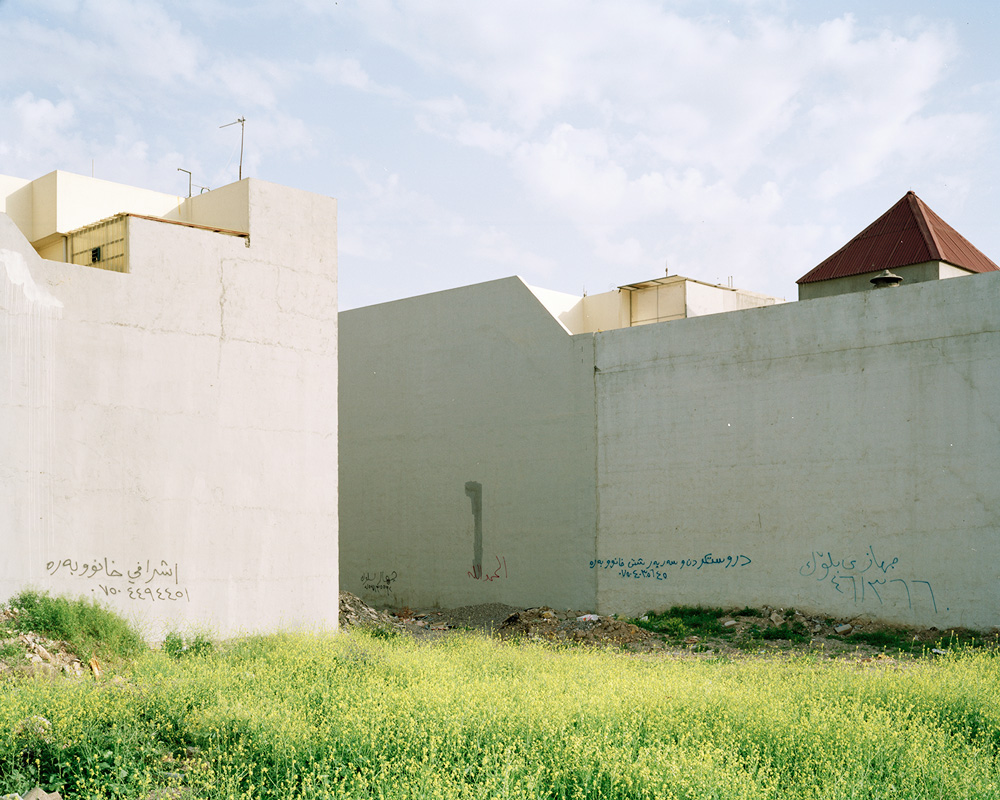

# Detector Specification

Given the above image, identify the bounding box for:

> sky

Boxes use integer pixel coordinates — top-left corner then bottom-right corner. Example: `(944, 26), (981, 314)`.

(1, 0), (998, 309)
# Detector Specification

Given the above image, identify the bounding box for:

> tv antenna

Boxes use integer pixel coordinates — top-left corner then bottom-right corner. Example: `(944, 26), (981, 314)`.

(220, 116), (246, 180)
(177, 168), (211, 197)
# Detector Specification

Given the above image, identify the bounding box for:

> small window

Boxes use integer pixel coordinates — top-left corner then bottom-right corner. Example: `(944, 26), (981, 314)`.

(67, 215), (129, 273)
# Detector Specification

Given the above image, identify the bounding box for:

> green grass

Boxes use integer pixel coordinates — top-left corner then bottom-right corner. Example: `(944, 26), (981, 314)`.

(1, 590), (144, 666)
(632, 605), (727, 640)
(1, 629), (998, 799)
(749, 620), (811, 643)
(163, 631), (216, 660)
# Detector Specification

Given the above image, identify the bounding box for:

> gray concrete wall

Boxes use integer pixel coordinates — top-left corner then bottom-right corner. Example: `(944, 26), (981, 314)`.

(339, 277), (597, 611)
(594, 272), (999, 629)
(1, 179), (339, 638)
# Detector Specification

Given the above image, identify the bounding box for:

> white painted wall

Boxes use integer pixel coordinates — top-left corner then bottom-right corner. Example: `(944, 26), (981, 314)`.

(594, 273), (999, 629)
(339, 277), (597, 611)
(0, 178), (338, 638)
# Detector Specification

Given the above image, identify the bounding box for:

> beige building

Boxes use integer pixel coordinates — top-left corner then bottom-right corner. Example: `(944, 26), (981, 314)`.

(1, 170), (339, 638)
(341, 197), (999, 630)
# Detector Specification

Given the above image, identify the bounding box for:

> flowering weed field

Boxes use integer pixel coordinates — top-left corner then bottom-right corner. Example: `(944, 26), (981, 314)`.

(2, 629), (999, 799)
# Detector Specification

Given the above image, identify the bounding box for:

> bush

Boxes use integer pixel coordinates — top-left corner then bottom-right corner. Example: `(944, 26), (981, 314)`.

(2, 589), (145, 664)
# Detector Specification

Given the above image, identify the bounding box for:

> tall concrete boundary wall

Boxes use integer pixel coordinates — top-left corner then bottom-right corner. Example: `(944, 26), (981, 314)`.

(340, 271), (998, 629)
(1, 179), (339, 638)
(594, 272), (999, 630)
(339, 277), (597, 611)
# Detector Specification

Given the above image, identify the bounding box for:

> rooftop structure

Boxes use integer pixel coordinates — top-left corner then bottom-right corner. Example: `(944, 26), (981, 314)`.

(797, 191), (998, 300)
(527, 273), (784, 335)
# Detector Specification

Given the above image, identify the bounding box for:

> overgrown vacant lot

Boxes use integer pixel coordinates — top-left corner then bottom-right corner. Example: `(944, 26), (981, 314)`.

(2, 618), (1000, 800)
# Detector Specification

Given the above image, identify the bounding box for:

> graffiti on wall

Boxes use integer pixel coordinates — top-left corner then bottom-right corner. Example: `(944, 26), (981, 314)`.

(799, 546), (939, 612)
(469, 555), (508, 582)
(591, 553), (752, 581)
(360, 570), (398, 596)
(45, 558), (190, 602)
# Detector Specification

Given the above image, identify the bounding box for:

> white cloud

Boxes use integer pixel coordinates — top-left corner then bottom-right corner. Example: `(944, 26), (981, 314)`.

(1, 0), (995, 306)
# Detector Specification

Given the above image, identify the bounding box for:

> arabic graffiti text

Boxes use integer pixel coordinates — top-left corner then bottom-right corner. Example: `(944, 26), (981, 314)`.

(95, 585), (191, 603)
(591, 553), (752, 581)
(361, 570), (398, 596)
(799, 546), (938, 612)
(46, 557), (179, 584)
(45, 557), (191, 602)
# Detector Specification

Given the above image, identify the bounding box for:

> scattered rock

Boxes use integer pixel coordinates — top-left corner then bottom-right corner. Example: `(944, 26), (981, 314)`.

(23, 789), (63, 800)
(835, 624), (853, 635)
(338, 592), (405, 634)
(497, 607), (650, 646)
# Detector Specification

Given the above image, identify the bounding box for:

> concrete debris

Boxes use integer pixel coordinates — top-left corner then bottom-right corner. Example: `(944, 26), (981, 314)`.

(0, 630), (87, 679)
(835, 624), (853, 635)
(22, 789), (62, 800)
(0, 788), (63, 800)
(338, 592), (405, 634)
(497, 607), (651, 646)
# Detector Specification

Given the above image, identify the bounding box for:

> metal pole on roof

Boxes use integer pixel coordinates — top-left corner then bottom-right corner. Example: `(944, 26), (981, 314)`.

(220, 117), (246, 180)
(177, 168), (192, 198)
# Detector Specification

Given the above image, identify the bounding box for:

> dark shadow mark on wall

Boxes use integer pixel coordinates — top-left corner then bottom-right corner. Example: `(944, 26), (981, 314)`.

(465, 481), (483, 579)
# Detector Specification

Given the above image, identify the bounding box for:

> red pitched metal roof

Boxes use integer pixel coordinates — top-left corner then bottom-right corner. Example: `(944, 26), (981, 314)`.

(797, 191), (999, 284)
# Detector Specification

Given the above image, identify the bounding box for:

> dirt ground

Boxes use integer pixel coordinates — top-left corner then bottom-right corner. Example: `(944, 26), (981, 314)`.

(2, 596), (995, 680)
(338, 592), (999, 662)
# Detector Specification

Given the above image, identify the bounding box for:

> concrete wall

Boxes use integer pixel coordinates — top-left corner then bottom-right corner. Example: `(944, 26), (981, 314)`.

(339, 277), (597, 611)
(594, 272), (999, 629)
(340, 269), (997, 629)
(0, 178), (338, 638)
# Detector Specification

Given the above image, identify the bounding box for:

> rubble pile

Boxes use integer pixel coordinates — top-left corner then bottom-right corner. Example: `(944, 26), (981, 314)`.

(2, 788), (62, 800)
(0, 608), (93, 678)
(338, 591), (405, 633)
(498, 607), (651, 646)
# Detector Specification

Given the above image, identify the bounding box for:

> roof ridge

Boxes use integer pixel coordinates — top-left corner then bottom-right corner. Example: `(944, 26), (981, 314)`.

(907, 192), (943, 261)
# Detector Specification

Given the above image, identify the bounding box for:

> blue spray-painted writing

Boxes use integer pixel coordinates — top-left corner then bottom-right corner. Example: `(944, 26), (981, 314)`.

(799, 546), (937, 612)
(590, 553), (751, 580)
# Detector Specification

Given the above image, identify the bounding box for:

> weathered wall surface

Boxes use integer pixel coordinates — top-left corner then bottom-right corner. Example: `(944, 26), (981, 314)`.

(339, 277), (597, 611)
(1, 179), (339, 638)
(797, 261), (969, 300)
(594, 273), (1000, 629)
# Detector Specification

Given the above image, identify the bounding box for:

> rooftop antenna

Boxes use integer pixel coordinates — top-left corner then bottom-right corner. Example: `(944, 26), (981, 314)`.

(177, 168), (192, 198)
(220, 116), (246, 180)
